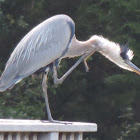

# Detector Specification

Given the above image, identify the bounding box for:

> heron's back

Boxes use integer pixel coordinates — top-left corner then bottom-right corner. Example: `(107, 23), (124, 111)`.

(0, 14), (75, 92)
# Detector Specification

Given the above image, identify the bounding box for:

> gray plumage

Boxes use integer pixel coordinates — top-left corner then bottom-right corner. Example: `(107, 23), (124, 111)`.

(0, 15), (75, 91)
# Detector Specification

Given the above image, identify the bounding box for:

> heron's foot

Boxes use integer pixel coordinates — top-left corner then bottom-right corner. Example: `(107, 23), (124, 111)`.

(41, 119), (73, 124)
(83, 60), (89, 72)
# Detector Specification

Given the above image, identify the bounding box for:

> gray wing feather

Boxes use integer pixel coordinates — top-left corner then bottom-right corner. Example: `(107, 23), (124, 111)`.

(0, 15), (75, 91)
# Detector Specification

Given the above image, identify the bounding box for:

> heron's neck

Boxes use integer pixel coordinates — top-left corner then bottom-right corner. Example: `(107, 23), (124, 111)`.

(64, 36), (93, 58)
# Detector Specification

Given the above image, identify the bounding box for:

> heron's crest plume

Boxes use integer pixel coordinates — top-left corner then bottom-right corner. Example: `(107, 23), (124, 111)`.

(120, 43), (134, 61)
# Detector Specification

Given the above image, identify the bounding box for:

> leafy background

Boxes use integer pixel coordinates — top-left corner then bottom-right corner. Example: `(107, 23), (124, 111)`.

(0, 0), (140, 140)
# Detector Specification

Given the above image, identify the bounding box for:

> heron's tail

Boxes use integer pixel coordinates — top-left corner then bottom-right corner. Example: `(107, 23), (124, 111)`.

(0, 74), (23, 92)
(0, 77), (7, 92)
(0, 77), (20, 92)
(0, 86), (7, 92)
(0, 70), (20, 92)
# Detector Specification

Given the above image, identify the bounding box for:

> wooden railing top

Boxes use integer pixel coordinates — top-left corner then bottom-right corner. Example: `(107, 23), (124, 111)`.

(0, 119), (97, 132)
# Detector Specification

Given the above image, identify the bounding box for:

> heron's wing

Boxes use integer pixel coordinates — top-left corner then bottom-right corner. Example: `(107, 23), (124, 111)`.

(0, 15), (75, 91)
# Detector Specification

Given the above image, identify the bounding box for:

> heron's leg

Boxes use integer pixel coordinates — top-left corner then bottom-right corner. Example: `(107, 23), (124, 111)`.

(42, 72), (72, 124)
(83, 50), (97, 72)
(53, 48), (97, 85)
(83, 60), (89, 72)
(42, 72), (54, 122)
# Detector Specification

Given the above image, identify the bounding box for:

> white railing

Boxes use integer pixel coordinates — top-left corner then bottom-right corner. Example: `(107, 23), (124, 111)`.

(0, 119), (97, 140)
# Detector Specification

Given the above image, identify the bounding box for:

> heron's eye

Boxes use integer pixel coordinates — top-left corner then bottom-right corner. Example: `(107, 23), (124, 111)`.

(120, 51), (128, 60)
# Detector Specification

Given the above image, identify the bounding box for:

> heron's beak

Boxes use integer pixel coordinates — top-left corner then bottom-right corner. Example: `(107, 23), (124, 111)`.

(125, 60), (140, 75)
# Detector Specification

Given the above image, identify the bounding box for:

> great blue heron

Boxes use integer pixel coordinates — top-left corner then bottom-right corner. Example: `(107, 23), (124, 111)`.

(0, 14), (140, 122)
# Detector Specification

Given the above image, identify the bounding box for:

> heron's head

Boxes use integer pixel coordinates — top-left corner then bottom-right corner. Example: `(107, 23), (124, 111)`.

(89, 35), (140, 75)
(119, 44), (140, 75)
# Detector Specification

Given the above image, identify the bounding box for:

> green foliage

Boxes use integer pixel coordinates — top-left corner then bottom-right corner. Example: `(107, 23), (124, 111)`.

(0, 0), (140, 140)
(17, 16), (29, 29)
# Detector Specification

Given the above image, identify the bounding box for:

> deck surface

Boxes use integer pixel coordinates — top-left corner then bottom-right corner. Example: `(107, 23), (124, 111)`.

(0, 119), (97, 132)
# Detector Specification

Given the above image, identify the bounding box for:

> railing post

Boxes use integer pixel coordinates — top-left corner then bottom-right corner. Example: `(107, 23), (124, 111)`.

(67, 132), (74, 140)
(33, 133), (38, 140)
(16, 132), (21, 140)
(60, 132), (67, 140)
(75, 132), (83, 140)
(0, 133), (4, 140)
(8, 132), (12, 140)
(38, 132), (59, 140)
